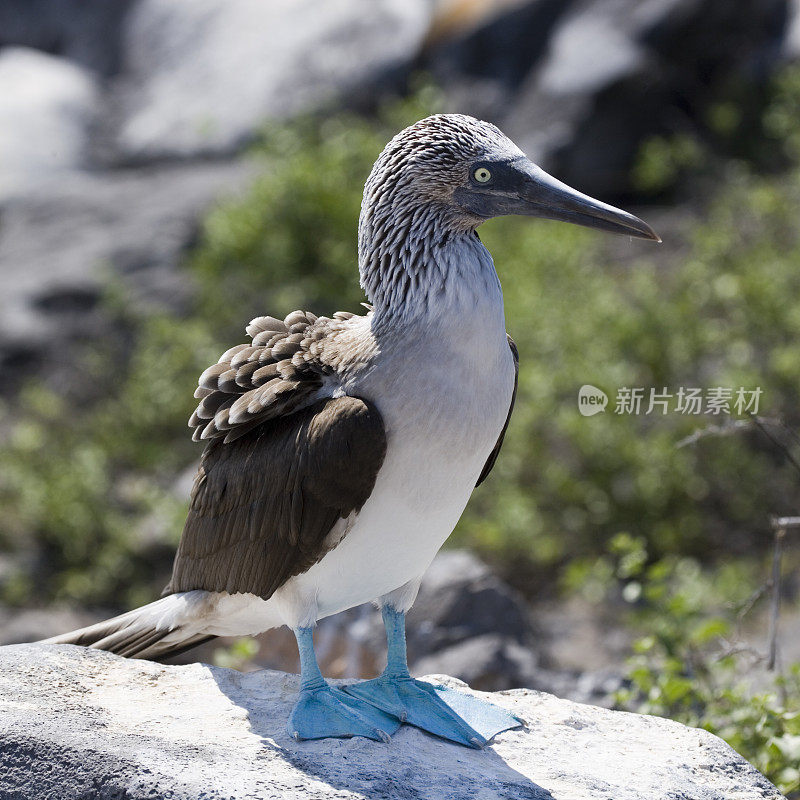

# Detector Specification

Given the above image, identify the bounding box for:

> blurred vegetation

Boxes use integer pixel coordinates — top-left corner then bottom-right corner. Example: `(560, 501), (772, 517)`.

(0, 67), (799, 791)
(635, 65), (800, 197)
(581, 534), (800, 797)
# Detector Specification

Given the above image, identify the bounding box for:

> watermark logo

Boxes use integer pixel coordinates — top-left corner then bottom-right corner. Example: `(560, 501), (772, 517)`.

(578, 384), (608, 416)
(578, 385), (763, 416)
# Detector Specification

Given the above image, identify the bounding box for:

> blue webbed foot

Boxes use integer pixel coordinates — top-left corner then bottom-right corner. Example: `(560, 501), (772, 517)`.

(343, 674), (522, 748)
(288, 682), (402, 743)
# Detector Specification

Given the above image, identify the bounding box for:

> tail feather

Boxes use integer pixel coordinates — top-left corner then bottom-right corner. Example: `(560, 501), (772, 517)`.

(41, 594), (217, 662)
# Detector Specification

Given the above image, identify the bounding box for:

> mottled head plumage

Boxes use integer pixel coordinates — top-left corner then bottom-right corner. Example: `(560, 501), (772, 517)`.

(359, 114), (522, 311)
(362, 114), (523, 213)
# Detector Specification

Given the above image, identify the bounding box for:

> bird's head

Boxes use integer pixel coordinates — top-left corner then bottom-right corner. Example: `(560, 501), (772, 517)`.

(360, 113), (659, 241)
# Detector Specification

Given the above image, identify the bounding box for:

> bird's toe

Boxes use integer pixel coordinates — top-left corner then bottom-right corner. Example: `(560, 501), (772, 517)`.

(288, 684), (401, 743)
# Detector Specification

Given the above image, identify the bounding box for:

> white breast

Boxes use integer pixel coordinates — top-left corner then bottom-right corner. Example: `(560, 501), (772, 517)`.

(278, 237), (515, 626)
(201, 237), (516, 635)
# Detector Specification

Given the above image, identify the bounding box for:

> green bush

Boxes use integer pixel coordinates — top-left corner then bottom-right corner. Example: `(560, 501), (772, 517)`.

(0, 315), (219, 606)
(595, 534), (800, 798)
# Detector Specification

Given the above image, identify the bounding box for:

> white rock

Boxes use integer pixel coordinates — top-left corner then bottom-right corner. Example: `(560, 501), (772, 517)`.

(0, 643), (782, 800)
(115, 0), (433, 160)
(537, 10), (644, 96)
(0, 47), (99, 195)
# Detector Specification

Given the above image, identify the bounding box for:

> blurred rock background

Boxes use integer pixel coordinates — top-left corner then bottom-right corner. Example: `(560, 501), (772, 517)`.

(1, 1), (800, 793)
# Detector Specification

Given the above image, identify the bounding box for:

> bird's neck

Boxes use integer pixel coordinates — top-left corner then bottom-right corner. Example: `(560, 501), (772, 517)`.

(358, 206), (502, 332)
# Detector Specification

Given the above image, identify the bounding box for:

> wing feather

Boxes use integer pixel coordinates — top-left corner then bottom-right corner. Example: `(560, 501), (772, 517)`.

(189, 309), (333, 442)
(166, 308), (385, 599)
(476, 334), (519, 487)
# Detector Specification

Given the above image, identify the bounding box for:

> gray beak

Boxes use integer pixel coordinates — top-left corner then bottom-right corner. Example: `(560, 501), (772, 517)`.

(455, 157), (661, 242)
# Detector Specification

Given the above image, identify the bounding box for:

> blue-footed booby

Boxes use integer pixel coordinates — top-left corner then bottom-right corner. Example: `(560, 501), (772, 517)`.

(45, 114), (658, 747)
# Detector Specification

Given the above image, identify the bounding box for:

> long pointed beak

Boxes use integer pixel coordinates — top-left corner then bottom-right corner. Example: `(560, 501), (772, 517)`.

(517, 161), (660, 241)
(456, 157), (661, 241)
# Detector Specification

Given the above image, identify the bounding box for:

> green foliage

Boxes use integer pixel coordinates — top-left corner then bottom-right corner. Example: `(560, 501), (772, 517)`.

(190, 87), (440, 333)
(458, 73), (800, 576)
(597, 535), (800, 797)
(0, 314), (218, 606)
(213, 637), (260, 671)
(633, 134), (704, 195)
(633, 63), (800, 196)
(763, 66), (800, 164)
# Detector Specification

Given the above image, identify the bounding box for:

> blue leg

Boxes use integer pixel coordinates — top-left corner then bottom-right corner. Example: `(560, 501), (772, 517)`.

(343, 607), (523, 748)
(287, 627), (401, 743)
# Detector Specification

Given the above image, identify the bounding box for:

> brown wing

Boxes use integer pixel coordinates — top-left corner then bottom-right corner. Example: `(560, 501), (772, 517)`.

(165, 395), (386, 598)
(475, 334), (519, 487)
(166, 308), (384, 599)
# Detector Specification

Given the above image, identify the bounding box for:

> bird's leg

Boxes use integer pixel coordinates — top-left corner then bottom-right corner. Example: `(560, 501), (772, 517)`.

(343, 606), (522, 749)
(287, 626), (401, 743)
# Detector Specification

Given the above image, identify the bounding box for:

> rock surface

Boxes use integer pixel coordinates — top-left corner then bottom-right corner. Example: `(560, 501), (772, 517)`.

(112, 0), (432, 161)
(787, 0), (800, 58)
(0, 644), (782, 800)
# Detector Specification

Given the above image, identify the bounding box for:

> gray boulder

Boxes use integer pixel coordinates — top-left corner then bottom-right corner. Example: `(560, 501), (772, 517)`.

(112, 0), (433, 162)
(786, 0), (800, 59)
(0, 644), (782, 800)
(407, 549), (536, 655)
(402, 550), (544, 690)
(413, 633), (541, 691)
(399, 552), (625, 703)
(0, 48), (99, 196)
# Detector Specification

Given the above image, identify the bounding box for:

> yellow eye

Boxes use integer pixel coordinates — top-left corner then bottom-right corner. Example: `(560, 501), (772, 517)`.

(473, 166), (492, 183)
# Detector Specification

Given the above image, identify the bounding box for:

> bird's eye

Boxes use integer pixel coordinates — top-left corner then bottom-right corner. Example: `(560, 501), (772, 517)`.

(473, 166), (492, 183)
